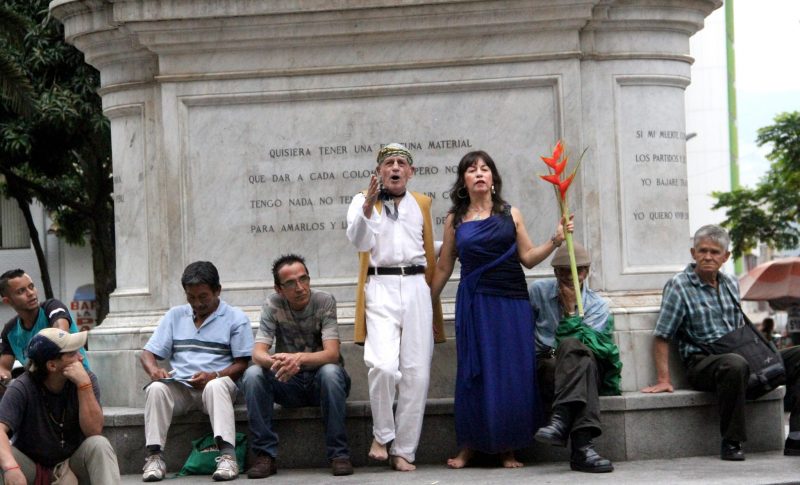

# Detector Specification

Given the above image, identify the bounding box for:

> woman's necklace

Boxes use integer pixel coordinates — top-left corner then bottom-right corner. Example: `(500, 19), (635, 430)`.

(468, 205), (490, 221)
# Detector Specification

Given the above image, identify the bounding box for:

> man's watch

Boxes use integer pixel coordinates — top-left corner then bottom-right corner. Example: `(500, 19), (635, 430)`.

(551, 234), (563, 247)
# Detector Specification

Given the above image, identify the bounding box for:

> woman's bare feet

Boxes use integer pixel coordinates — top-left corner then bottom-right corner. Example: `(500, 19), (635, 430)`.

(390, 455), (416, 471)
(446, 448), (474, 469)
(368, 439), (388, 461)
(501, 451), (523, 468)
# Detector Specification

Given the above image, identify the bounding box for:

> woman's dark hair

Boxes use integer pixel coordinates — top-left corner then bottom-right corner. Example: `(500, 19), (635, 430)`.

(447, 150), (508, 229)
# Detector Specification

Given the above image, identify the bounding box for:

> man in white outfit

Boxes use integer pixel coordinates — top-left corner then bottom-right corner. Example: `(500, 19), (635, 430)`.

(346, 143), (444, 471)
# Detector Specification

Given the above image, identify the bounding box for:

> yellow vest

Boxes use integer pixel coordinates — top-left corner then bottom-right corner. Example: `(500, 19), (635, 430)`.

(353, 191), (445, 345)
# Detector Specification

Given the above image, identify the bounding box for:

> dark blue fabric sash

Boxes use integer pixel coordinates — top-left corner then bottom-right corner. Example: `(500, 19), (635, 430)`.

(456, 242), (518, 387)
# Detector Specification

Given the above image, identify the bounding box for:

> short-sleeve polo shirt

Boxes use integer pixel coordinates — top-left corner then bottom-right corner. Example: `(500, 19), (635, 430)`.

(144, 300), (253, 383)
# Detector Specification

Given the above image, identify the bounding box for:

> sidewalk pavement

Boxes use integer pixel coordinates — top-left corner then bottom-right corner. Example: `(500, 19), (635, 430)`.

(120, 451), (800, 484)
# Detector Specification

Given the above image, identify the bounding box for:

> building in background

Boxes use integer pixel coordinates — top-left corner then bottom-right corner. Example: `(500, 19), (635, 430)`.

(0, 197), (94, 325)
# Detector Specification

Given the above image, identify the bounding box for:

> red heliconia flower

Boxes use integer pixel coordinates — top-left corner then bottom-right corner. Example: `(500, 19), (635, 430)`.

(538, 140), (584, 202)
(539, 173), (561, 186)
(558, 171), (576, 200)
(540, 140), (564, 171)
(554, 156), (568, 177)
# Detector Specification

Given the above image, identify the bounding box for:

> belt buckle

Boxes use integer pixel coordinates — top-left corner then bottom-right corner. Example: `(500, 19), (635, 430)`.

(399, 266), (408, 276)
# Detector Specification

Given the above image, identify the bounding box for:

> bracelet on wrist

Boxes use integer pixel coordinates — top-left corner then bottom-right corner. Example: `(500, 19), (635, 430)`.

(551, 235), (563, 248)
(78, 382), (93, 391)
(3, 465), (20, 473)
(215, 371), (221, 379)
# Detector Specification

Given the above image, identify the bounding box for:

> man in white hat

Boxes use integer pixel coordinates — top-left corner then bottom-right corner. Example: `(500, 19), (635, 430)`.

(529, 242), (616, 473)
(0, 327), (119, 484)
(346, 143), (444, 471)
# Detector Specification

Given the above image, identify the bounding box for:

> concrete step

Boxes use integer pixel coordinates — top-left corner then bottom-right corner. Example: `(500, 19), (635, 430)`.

(105, 388), (786, 475)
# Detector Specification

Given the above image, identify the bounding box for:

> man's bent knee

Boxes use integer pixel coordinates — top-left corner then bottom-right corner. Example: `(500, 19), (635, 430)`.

(79, 435), (114, 455)
(144, 381), (171, 403)
(557, 337), (590, 354)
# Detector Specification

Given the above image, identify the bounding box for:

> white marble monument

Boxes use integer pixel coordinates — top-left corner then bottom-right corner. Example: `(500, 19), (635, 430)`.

(51, 0), (721, 406)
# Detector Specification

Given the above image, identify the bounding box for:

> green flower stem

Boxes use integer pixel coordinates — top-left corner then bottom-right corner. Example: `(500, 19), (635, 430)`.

(560, 198), (584, 316)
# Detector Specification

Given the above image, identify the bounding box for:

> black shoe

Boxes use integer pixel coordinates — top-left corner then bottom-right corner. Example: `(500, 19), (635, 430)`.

(535, 413), (570, 447)
(569, 444), (614, 473)
(785, 437), (800, 456)
(720, 439), (745, 461)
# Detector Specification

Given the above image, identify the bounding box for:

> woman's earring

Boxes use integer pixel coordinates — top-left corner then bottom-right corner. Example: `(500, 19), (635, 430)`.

(491, 185), (496, 195)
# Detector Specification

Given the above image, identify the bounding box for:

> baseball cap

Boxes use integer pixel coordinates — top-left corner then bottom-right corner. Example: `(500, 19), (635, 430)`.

(27, 328), (88, 370)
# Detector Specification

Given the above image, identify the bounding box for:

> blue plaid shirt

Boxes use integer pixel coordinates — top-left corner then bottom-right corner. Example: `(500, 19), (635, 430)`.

(653, 263), (742, 361)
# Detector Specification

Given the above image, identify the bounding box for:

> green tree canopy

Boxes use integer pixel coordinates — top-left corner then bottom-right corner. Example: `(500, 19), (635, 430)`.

(0, 1), (114, 321)
(713, 111), (800, 257)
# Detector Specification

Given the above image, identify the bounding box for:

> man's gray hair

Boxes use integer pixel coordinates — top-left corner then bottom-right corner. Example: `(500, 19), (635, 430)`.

(693, 224), (730, 251)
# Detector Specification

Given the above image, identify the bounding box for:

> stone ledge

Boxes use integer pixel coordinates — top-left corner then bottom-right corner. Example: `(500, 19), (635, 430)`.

(103, 388), (786, 474)
(103, 388), (786, 426)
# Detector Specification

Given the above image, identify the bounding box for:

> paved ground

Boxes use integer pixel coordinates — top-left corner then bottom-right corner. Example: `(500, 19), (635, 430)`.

(120, 451), (800, 484)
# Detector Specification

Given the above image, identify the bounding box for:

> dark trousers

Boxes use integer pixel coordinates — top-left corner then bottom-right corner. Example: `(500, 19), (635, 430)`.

(536, 338), (602, 436)
(686, 345), (800, 442)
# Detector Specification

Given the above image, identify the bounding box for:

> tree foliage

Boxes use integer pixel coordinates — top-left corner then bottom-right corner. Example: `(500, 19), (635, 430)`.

(713, 111), (800, 257)
(0, 4), (34, 116)
(0, 1), (115, 322)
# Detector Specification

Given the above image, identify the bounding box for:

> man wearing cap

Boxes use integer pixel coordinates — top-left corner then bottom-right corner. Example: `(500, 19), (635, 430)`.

(0, 269), (90, 386)
(242, 254), (353, 478)
(346, 143), (444, 471)
(0, 327), (120, 484)
(140, 261), (253, 482)
(529, 243), (618, 473)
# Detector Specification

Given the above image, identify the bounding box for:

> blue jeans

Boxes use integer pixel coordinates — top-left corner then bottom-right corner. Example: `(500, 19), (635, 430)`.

(242, 363), (351, 460)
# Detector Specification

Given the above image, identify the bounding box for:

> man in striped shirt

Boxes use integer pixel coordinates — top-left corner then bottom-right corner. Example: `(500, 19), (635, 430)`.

(140, 261), (254, 482)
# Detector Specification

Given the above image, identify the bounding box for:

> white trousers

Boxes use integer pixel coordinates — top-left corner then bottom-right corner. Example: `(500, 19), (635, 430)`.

(144, 377), (238, 449)
(363, 273), (434, 463)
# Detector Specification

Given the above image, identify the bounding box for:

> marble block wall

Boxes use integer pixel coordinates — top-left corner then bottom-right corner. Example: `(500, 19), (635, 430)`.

(50, 0), (721, 406)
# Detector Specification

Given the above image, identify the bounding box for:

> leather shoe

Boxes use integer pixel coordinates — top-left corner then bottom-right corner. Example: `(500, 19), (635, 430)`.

(569, 444), (614, 473)
(331, 457), (354, 476)
(535, 413), (570, 447)
(720, 439), (745, 461)
(785, 437), (800, 456)
(247, 453), (277, 479)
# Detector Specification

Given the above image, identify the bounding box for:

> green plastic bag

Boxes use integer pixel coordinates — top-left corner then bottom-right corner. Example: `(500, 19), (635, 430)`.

(176, 432), (247, 476)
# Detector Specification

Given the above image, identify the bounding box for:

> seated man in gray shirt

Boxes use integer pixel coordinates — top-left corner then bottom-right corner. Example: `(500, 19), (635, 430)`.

(242, 254), (352, 478)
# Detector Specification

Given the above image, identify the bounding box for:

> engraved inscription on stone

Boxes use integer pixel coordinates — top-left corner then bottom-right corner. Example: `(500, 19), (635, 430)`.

(617, 82), (690, 269)
(184, 85), (562, 281)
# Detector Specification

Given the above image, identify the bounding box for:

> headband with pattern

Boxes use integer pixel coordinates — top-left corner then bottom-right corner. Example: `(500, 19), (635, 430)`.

(376, 143), (413, 166)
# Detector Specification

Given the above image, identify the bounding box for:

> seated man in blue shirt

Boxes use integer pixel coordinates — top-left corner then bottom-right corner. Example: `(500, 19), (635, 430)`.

(529, 243), (614, 473)
(0, 269), (90, 385)
(642, 224), (800, 460)
(140, 261), (254, 482)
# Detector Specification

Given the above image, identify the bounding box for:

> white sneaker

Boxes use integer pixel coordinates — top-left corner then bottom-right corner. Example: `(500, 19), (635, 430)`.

(212, 454), (239, 481)
(142, 454), (166, 482)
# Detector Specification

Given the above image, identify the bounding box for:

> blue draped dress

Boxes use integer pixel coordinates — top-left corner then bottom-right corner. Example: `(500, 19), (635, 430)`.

(454, 209), (541, 453)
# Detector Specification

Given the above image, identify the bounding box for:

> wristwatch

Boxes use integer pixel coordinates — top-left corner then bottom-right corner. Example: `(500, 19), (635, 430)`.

(215, 371), (221, 379)
(551, 235), (563, 247)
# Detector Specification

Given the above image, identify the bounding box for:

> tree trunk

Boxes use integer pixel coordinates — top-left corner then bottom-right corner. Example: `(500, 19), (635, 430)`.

(10, 190), (53, 299)
(88, 203), (115, 324)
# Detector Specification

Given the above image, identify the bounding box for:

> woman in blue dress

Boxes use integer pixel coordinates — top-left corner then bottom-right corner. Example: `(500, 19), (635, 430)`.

(431, 150), (571, 468)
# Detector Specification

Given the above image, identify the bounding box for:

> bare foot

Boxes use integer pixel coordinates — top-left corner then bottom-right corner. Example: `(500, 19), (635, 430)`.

(501, 451), (523, 468)
(446, 448), (473, 469)
(368, 439), (388, 461)
(391, 456), (416, 471)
